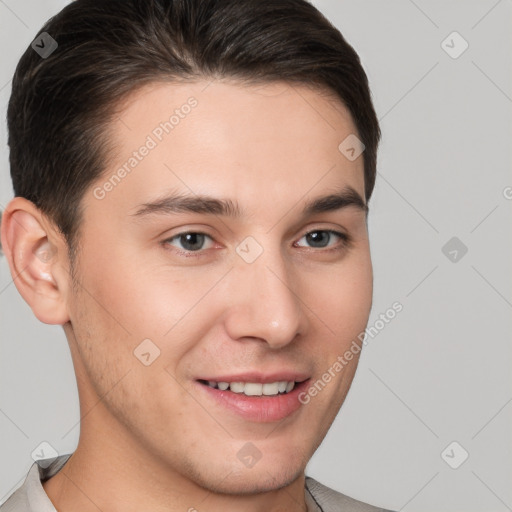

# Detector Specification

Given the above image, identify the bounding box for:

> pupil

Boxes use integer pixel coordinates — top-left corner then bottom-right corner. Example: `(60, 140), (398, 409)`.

(181, 233), (204, 251)
(307, 231), (329, 248)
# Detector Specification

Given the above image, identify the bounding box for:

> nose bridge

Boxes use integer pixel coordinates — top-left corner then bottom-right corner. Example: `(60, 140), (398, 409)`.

(224, 238), (305, 348)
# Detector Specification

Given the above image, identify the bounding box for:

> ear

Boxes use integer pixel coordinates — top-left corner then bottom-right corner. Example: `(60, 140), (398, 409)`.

(0, 197), (71, 325)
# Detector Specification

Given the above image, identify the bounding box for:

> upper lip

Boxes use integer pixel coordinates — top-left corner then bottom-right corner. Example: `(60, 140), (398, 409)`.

(197, 371), (310, 384)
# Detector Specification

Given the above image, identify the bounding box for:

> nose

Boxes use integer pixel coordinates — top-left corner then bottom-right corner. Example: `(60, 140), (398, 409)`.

(222, 244), (307, 349)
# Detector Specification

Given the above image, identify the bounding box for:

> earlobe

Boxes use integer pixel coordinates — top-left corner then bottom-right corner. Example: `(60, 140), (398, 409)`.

(0, 197), (70, 325)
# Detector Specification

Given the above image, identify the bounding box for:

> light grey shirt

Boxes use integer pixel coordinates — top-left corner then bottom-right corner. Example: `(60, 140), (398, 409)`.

(0, 454), (394, 512)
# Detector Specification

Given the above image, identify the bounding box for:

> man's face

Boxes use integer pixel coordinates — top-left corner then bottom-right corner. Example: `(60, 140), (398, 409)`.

(65, 80), (372, 493)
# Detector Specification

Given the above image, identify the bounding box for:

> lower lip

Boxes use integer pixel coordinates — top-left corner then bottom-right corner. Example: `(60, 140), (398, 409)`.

(196, 380), (310, 423)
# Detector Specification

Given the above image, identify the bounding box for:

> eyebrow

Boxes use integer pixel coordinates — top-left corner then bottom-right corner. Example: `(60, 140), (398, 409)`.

(130, 185), (368, 220)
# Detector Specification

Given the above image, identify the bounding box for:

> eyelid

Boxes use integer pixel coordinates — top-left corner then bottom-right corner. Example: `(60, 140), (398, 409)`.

(161, 226), (350, 256)
(161, 231), (216, 254)
(295, 228), (350, 249)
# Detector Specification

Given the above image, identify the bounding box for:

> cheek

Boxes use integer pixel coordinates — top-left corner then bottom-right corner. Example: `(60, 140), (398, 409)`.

(310, 252), (373, 344)
(73, 242), (231, 389)
(75, 240), (188, 339)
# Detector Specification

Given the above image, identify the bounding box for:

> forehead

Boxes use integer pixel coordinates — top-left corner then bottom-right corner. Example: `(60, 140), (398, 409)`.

(93, 79), (365, 219)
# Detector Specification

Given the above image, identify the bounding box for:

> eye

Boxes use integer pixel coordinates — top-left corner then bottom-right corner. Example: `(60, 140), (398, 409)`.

(162, 232), (215, 254)
(295, 229), (349, 250)
(162, 228), (350, 257)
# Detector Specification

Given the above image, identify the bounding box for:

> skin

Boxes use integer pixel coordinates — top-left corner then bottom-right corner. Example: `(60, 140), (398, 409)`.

(1, 79), (373, 512)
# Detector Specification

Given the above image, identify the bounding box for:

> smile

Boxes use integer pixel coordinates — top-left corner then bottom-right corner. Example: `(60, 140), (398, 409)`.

(196, 376), (311, 422)
(199, 379), (297, 396)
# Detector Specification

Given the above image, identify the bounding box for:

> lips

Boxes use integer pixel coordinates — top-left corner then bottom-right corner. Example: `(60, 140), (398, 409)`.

(195, 372), (311, 422)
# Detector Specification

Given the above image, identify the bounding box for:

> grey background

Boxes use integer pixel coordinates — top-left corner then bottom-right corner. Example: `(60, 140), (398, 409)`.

(1, 1), (511, 510)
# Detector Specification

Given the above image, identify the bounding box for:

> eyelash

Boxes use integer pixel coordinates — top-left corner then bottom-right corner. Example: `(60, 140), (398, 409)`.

(161, 229), (351, 257)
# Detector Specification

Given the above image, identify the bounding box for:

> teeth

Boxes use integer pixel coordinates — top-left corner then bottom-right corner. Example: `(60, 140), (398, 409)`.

(204, 380), (296, 396)
(244, 383), (262, 396)
(230, 382), (245, 393)
(262, 382), (279, 395)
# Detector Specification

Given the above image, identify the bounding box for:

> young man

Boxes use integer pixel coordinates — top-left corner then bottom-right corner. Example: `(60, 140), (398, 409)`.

(0, 0), (392, 510)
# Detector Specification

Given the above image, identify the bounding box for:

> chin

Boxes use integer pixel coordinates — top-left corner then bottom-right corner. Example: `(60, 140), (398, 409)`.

(187, 457), (305, 496)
